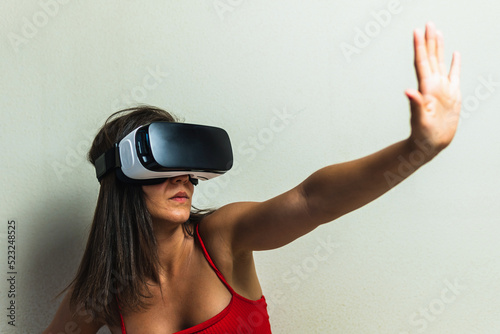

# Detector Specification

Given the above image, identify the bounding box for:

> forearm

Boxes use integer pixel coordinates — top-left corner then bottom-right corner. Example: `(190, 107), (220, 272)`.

(301, 137), (438, 224)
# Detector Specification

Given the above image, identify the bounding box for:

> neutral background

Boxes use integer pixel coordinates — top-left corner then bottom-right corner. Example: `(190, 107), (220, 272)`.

(1, 0), (499, 333)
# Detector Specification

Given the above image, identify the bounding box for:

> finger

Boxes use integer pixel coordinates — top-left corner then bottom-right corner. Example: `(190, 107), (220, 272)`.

(414, 29), (431, 82)
(405, 88), (425, 115)
(448, 51), (461, 90)
(436, 30), (447, 75)
(425, 22), (439, 73)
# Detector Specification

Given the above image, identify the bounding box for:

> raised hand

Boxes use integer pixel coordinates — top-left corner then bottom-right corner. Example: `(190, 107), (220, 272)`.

(405, 22), (461, 156)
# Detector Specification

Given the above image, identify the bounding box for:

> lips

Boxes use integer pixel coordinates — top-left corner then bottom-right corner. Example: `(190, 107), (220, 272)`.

(170, 191), (189, 202)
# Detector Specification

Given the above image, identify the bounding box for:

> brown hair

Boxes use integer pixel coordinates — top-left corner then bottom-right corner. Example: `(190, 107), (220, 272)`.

(63, 105), (212, 326)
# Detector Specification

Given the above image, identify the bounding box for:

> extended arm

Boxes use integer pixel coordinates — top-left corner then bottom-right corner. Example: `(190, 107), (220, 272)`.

(204, 22), (461, 254)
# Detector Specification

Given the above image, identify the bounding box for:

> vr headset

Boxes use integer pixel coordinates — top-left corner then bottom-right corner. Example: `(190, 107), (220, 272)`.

(95, 122), (233, 185)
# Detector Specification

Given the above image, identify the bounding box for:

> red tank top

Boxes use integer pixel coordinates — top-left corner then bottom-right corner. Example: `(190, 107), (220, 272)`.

(118, 223), (272, 333)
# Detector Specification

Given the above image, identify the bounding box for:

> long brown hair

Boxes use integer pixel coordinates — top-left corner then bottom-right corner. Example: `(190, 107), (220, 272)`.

(64, 106), (212, 326)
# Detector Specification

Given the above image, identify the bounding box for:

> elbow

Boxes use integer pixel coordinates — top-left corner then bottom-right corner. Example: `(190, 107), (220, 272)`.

(299, 184), (343, 226)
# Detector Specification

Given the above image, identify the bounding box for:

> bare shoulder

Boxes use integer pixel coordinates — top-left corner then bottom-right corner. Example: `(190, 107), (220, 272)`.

(196, 202), (253, 257)
(199, 202), (261, 233)
(197, 202), (259, 254)
(201, 202), (259, 225)
(43, 289), (105, 334)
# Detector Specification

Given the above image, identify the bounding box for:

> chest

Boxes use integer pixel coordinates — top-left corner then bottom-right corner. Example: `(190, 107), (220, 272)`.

(117, 251), (233, 333)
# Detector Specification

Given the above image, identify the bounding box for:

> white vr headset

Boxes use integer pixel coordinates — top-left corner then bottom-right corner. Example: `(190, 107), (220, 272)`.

(95, 122), (233, 185)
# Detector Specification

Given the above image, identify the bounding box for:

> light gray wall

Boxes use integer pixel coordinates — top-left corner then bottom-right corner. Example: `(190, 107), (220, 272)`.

(1, 0), (499, 333)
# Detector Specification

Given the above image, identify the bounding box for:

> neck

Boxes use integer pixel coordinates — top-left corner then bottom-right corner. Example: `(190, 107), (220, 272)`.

(153, 220), (195, 281)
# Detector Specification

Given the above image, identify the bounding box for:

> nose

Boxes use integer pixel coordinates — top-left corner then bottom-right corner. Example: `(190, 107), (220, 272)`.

(169, 174), (190, 184)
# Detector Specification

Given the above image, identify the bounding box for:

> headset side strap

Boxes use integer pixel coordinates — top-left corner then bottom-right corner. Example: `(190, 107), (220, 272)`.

(95, 143), (121, 181)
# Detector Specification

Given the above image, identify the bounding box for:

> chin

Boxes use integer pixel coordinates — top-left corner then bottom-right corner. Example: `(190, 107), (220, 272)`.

(154, 210), (191, 225)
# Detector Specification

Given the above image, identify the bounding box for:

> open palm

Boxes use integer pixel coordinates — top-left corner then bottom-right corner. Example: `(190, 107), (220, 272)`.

(406, 22), (461, 155)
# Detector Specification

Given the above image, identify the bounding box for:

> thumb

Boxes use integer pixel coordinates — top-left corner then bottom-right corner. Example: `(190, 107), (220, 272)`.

(405, 89), (425, 116)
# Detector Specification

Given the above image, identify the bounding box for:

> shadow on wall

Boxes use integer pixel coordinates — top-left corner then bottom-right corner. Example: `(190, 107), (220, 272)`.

(28, 192), (91, 332)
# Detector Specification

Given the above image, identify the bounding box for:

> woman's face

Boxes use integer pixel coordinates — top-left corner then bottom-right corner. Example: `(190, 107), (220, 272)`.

(141, 175), (194, 225)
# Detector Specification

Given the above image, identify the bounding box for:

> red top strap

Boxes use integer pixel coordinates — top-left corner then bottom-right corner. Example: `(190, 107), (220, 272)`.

(117, 296), (126, 334)
(195, 223), (237, 295)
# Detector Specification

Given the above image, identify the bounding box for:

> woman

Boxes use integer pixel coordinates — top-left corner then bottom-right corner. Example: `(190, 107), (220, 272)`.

(43, 22), (461, 333)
